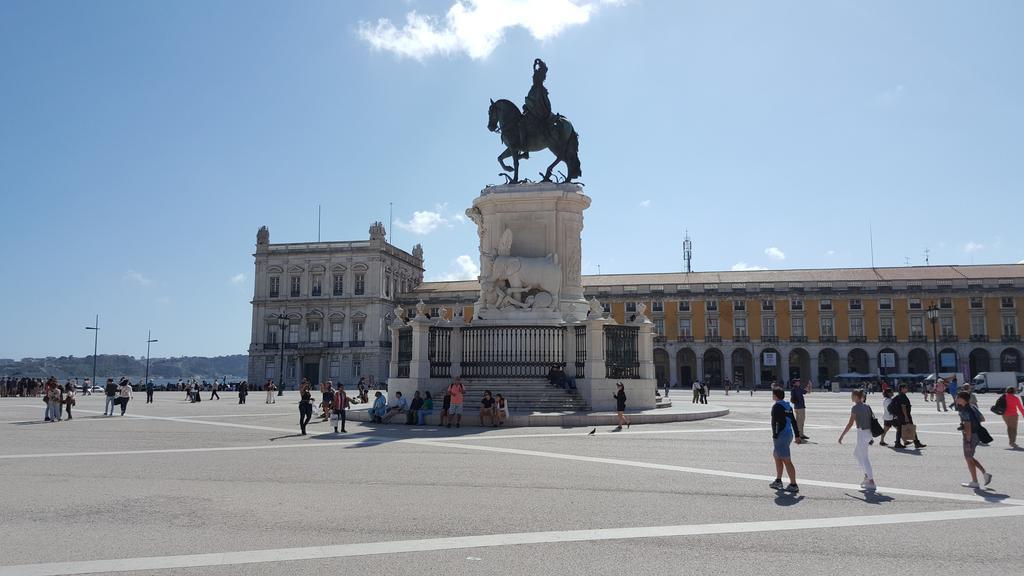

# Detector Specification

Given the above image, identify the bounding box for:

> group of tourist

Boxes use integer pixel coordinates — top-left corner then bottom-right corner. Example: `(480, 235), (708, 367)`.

(365, 378), (512, 429)
(769, 379), (1024, 494)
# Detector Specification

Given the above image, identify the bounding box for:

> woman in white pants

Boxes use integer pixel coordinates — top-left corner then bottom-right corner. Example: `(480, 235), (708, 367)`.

(839, 389), (876, 491)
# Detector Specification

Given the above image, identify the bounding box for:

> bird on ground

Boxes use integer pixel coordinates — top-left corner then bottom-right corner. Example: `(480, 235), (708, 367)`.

(588, 428), (596, 435)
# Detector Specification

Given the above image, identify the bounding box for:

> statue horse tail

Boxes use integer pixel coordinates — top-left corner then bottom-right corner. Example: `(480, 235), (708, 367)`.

(565, 129), (582, 180)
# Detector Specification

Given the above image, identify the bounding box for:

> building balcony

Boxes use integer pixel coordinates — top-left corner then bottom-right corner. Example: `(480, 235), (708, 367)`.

(762, 336), (779, 343)
(1001, 335), (1020, 343)
(789, 336), (807, 343)
(327, 341), (346, 348)
(653, 336), (667, 344)
(969, 334), (988, 342)
(349, 340), (366, 347)
(677, 335), (694, 343)
(705, 336), (722, 344)
(849, 335), (867, 343)
(284, 343), (298, 349)
(734, 335), (750, 343)
(940, 335), (959, 343)
(879, 335), (897, 343)
(262, 343), (281, 351)
(909, 335), (927, 343)
(820, 336), (837, 343)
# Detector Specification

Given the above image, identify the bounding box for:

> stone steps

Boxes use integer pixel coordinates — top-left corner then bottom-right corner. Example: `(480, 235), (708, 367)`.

(457, 379), (587, 412)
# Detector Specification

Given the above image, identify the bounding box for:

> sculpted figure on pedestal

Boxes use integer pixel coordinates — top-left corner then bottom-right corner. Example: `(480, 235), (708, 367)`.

(479, 229), (561, 315)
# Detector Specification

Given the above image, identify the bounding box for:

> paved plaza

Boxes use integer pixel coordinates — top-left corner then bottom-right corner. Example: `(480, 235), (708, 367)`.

(1, 390), (1022, 575)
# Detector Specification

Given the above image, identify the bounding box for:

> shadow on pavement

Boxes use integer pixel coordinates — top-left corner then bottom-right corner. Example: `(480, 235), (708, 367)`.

(844, 491), (895, 505)
(773, 492), (804, 506)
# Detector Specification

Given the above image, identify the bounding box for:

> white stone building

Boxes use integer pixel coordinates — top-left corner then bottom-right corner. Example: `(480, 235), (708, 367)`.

(246, 222), (423, 388)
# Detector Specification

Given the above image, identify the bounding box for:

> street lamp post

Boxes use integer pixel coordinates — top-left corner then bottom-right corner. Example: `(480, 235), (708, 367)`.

(144, 331), (158, 388)
(85, 315), (99, 393)
(277, 314), (289, 395)
(926, 303), (940, 377)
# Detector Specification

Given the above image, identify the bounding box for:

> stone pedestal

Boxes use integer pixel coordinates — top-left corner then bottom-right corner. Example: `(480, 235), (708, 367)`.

(466, 182), (591, 325)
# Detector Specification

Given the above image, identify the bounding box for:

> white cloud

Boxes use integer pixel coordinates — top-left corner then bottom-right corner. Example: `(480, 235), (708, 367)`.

(123, 271), (152, 286)
(395, 211), (447, 235)
(964, 241), (984, 254)
(639, 199), (651, 208)
(229, 273), (247, 285)
(731, 262), (767, 272)
(764, 246), (786, 261)
(1018, 259), (1024, 264)
(432, 255), (480, 281)
(825, 250), (836, 256)
(358, 0), (617, 60)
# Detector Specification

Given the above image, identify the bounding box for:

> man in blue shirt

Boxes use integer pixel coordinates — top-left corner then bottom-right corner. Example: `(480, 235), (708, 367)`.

(790, 383), (809, 443)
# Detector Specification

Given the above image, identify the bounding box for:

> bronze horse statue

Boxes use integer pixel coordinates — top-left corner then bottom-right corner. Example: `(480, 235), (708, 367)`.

(487, 98), (581, 184)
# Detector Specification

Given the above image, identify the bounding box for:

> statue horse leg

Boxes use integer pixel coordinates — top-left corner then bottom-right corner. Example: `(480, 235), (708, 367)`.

(542, 155), (561, 183)
(497, 147), (520, 183)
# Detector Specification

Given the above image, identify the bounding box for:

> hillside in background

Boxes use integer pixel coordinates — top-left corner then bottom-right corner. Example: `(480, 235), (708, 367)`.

(0, 354), (248, 381)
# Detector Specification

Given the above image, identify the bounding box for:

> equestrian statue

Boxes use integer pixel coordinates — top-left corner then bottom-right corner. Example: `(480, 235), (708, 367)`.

(487, 59), (582, 184)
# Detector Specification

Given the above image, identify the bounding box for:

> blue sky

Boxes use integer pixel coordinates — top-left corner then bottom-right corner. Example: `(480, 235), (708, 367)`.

(2, 0), (1022, 359)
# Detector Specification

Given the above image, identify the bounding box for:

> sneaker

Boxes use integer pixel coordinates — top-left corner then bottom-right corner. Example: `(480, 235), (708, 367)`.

(983, 472), (992, 487)
(864, 480), (877, 492)
(860, 476), (868, 489)
(879, 441), (889, 446)
(961, 481), (980, 489)
(785, 483), (800, 493)
(769, 479), (784, 490)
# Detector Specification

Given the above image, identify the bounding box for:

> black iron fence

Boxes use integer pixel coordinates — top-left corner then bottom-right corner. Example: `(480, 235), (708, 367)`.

(604, 325), (640, 379)
(396, 327), (412, 378)
(429, 326), (452, 379)
(575, 324), (587, 379)
(461, 325), (565, 379)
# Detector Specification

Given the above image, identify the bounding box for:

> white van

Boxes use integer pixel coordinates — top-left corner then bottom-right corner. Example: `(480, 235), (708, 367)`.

(971, 372), (1021, 393)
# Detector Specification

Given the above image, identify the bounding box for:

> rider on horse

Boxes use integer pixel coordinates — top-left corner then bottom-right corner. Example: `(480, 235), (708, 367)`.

(520, 59), (558, 159)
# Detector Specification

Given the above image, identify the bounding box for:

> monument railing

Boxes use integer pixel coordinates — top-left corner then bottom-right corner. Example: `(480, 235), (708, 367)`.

(429, 325), (453, 379)
(396, 326), (412, 378)
(460, 325), (565, 379)
(574, 324), (587, 379)
(604, 325), (640, 379)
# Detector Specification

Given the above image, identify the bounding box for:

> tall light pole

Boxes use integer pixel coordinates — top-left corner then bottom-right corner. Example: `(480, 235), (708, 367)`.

(276, 313), (289, 395)
(144, 331), (158, 388)
(926, 303), (940, 377)
(85, 315), (99, 392)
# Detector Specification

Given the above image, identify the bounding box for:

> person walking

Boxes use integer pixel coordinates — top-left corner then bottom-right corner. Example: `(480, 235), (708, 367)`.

(791, 382), (809, 443)
(331, 384), (349, 433)
(613, 382), (630, 431)
(103, 378), (118, 416)
(298, 382), (313, 435)
(117, 379), (133, 416)
(440, 388), (452, 427)
(692, 380), (700, 404)
(957, 391), (992, 488)
(838, 389), (877, 491)
(893, 383), (926, 449)
(769, 388), (800, 493)
(447, 378), (465, 429)
(210, 380), (220, 401)
(265, 379), (276, 404)
(145, 380), (154, 404)
(238, 380), (248, 404)
(699, 381), (709, 404)
(996, 386), (1024, 448)
(934, 379), (948, 412)
(45, 378), (62, 422)
(64, 382), (76, 420)
(878, 388), (896, 446)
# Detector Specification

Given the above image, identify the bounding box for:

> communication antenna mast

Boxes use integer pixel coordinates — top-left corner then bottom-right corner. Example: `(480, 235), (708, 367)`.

(683, 231), (693, 273)
(924, 248), (930, 266)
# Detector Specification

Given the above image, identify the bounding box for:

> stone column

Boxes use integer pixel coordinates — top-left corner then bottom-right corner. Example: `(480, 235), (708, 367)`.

(584, 318), (608, 381)
(810, 354), (820, 384)
(408, 318), (430, 381)
(636, 320), (655, 380)
(388, 323), (403, 379)
(668, 346), (678, 388)
(563, 322), (577, 378)
(450, 324), (464, 379)
(723, 349), (734, 387)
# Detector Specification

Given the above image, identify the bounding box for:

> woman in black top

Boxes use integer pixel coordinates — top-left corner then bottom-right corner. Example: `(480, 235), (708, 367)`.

(480, 390), (496, 427)
(298, 383), (313, 435)
(613, 383), (630, 431)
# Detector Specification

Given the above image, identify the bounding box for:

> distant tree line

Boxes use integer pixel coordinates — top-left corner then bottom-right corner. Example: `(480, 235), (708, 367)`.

(0, 354), (248, 380)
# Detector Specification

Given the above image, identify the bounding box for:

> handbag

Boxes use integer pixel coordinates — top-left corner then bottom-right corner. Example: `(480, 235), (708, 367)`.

(969, 406), (994, 444)
(900, 423), (917, 441)
(991, 395), (1006, 416)
(870, 418), (884, 437)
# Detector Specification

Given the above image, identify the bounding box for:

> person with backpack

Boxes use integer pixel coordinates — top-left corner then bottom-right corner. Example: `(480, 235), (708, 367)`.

(103, 378), (118, 416)
(878, 388), (896, 446)
(957, 391), (992, 488)
(891, 383), (926, 449)
(769, 387), (800, 493)
(992, 386), (1024, 448)
(838, 389), (877, 491)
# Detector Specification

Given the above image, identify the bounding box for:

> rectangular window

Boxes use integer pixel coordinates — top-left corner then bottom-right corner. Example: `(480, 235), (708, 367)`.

(734, 318), (747, 337)
(940, 317), (954, 337)
(820, 317), (835, 337)
(430, 307), (440, 318)
(707, 317), (719, 337)
(654, 318), (665, 335)
(820, 299), (832, 311)
(354, 273), (366, 296)
(706, 299), (718, 312)
(1003, 316), (1018, 336)
(910, 316), (923, 336)
(909, 298), (922, 310)
(311, 275), (322, 297)
(940, 297), (952, 309)
(287, 324), (299, 343)
(791, 317), (804, 337)
(352, 320), (364, 341)
(333, 274), (344, 296)
(970, 315), (986, 336)
(678, 319), (692, 338)
(351, 359), (362, 378)
(329, 357), (340, 379)
(331, 322), (343, 342)
(762, 317), (776, 337)
(969, 297), (983, 309)
(733, 300), (746, 312)
(678, 300), (690, 312)
(880, 317), (894, 337)
(308, 321), (321, 342)
(761, 299), (774, 311)
(290, 276), (301, 297)
(626, 302), (637, 313)
(790, 298), (803, 311)
(850, 317), (864, 337)
(1001, 297), (1015, 309)
(652, 301), (663, 312)
(266, 325), (280, 344)
(879, 298), (892, 311)
(269, 277), (280, 298)
(265, 358), (276, 380)
(849, 299), (862, 311)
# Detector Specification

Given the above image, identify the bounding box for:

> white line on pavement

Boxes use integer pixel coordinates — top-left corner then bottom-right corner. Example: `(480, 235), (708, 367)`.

(3, 506), (1022, 576)
(411, 440), (1024, 507)
(441, 426), (770, 441)
(0, 440), (367, 460)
